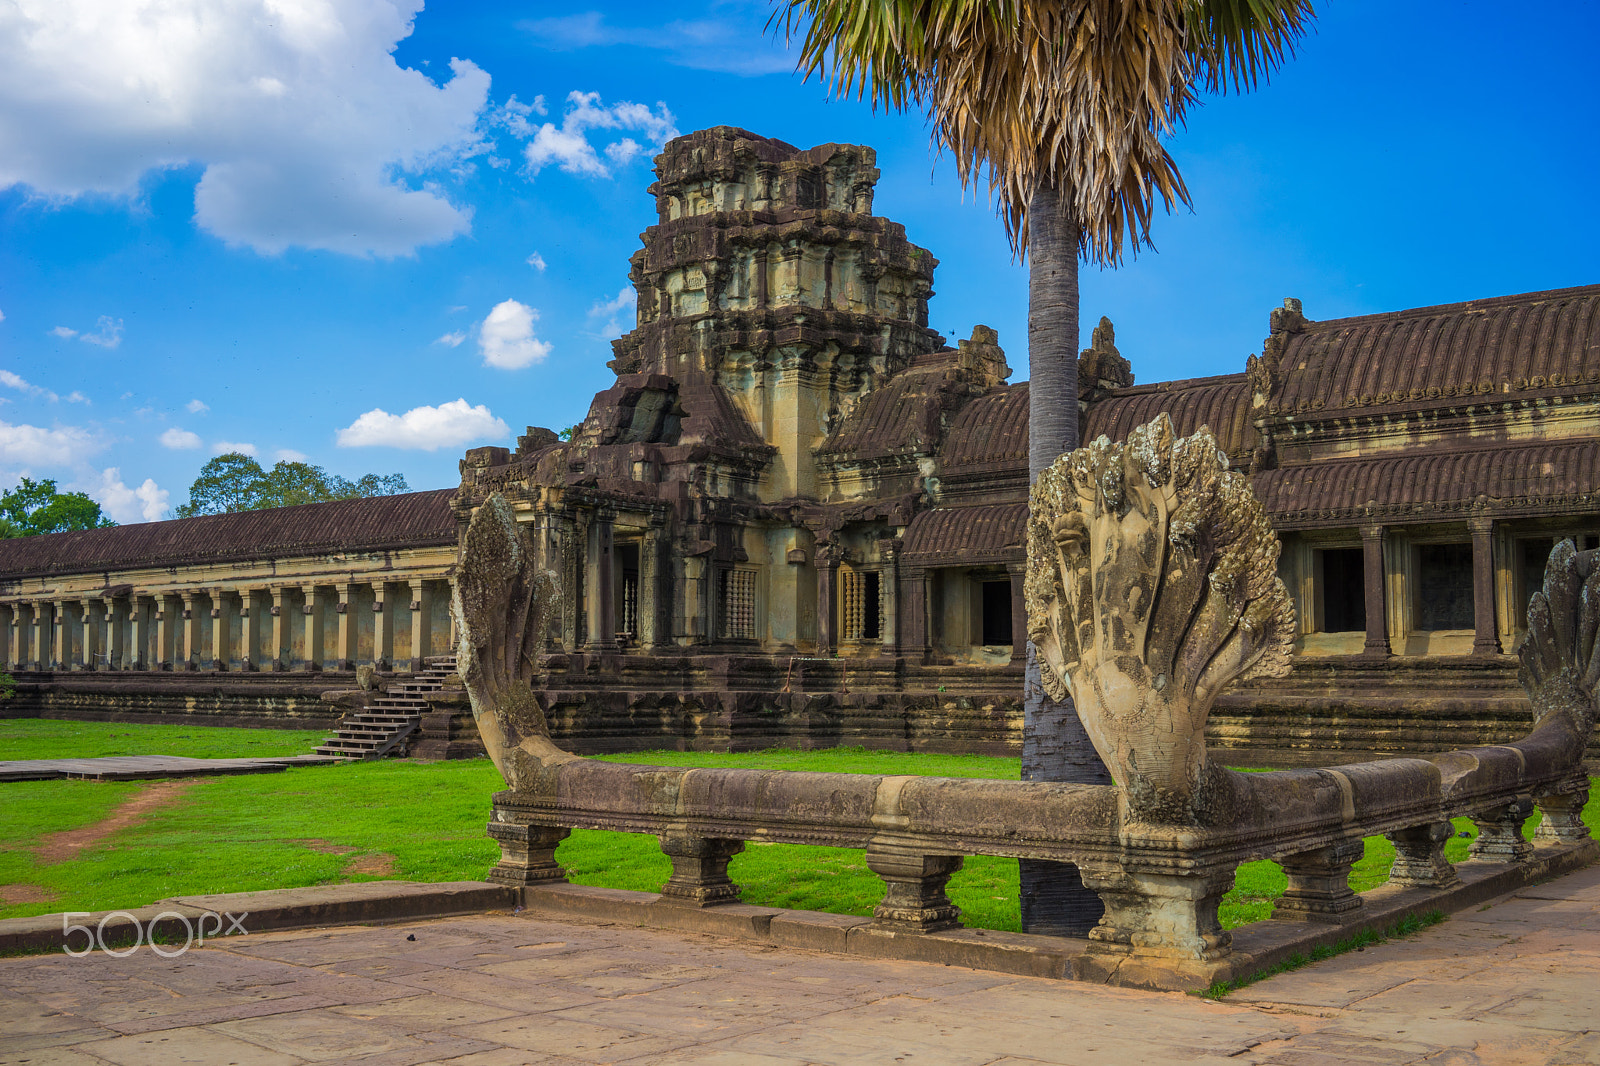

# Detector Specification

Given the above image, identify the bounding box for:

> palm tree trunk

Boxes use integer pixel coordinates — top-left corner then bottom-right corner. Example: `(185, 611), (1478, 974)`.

(1020, 179), (1114, 936)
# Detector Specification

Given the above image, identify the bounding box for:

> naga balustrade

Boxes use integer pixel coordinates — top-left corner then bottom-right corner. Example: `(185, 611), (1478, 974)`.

(455, 415), (1599, 963)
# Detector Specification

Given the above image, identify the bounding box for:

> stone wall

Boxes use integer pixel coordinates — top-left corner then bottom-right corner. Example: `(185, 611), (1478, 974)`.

(4, 671), (345, 731)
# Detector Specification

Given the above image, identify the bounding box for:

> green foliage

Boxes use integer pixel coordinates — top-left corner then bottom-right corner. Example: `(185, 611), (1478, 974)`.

(557, 425), (580, 441)
(0, 673), (14, 701)
(174, 452), (411, 518)
(0, 477), (115, 535)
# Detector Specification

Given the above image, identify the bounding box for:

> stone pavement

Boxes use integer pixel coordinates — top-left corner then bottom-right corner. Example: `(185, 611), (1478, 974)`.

(5, 865), (1600, 1065)
(0, 754), (344, 782)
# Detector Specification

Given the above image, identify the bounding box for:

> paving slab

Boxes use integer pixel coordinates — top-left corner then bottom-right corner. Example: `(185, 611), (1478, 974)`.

(0, 754), (344, 782)
(5, 866), (1600, 1065)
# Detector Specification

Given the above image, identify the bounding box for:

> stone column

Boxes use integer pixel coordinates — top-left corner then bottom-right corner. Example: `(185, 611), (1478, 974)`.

(1386, 821), (1460, 888)
(408, 578), (431, 671)
(1008, 564), (1027, 664)
(208, 588), (232, 671)
(237, 590), (258, 671)
(154, 595), (177, 670)
(1471, 797), (1534, 862)
(1272, 839), (1364, 923)
(76, 600), (99, 670)
(585, 510), (619, 652)
(335, 583), (358, 671)
(881, 544), (900, 654)
(129, 595), (151, 670)
(300, 585), (324, 672)
(1536, 782), (1592, 844)
(816, 545), (838, 655)
(370, 581), (394, 669)
(103, 596), (125, 670)
(902, 566), (930, 664)
(23, 603), (40, 670)
(270, 587), (291, 670)
(865, 841), (963, 933)
(658, 831), (744, 907)
(1359, 523), (1390, 657)
(639, 518), (665, 650)
(51, 600), (69, 670)
(0, 604), (13, 669)
(1470, 516), (1501, 656)
(178, 592), (201, 670)
(486, 823), (571, 887)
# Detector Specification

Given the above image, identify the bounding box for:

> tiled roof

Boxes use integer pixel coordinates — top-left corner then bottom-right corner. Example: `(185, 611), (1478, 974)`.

(0, 489), (458, 580)
(1082, 374), (1255, 460)
(1270, 284), (1600, 416)
(819, 364), (956, 460)
(938, 385), (1029, 472)
(902, 503), (1027, 562)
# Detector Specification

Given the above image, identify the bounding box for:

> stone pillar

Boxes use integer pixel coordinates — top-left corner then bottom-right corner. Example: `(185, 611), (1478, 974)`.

(408, 578), (431, 671)
(1359, 523), (1390, 657)
(103, 596), (125, 670)
(1471, 797), (1535, 862)
(130, 595), (151, 670)
(1008, 564), (1027, 664)
(816, 545), (838, 655)
(1536, 782), (1592, 844)
(486, 823), (570, 887)
(1469, 516), (1501, 656)
(208, 588), (232, 671)
(0, 604), (13, 669)
(639, 518), (665, 650)
(902, 567), (929, 664)
(155, 595), (177, 670)
(178, 592), (201, 670)
(881, 543), (900, 654)
(237, 590), (259, 671)
(51, 600), (69, 670)
(23, 603), (40, 670)
(658, 831), (744, 907)
(335, 583), (358, 671)
(76, 600), (99, 670)
(585, 511), (619, 652)
(370, 581), (394, 669)
(865, 842), (963, 933)
(1272, 839), (1364, 923)
(270, 587), (291, 670)
(300, 585), (324, 672)
(1386, 821), (1460, 888)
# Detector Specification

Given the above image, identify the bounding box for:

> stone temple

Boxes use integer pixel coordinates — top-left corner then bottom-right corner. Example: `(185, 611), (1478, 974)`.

(2, 126), (1598, 766)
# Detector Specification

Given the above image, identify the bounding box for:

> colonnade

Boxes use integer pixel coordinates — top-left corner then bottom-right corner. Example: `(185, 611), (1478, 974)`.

(0, 576), (453, 673)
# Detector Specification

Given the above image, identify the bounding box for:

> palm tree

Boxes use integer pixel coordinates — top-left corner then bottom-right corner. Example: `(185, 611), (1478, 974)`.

(778, 0), (1314, 934)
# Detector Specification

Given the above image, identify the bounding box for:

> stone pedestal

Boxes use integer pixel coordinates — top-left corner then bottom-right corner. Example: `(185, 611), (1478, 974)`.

(1472, 797), (1535, 861)
(1079, 862), (1234, 961)
(658, 832), (744, 907)
(865, 843), (962, 933)
(1273, 839), (1364, 922)
(1536, 785), (1592, 844)
(486, 822), (570, 886)
(1386, 821), (1460, 888)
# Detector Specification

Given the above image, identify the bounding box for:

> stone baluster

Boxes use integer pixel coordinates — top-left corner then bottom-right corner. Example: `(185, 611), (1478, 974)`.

(865, 841), (963, 933)
(335, 582), (358, 671)
(1385, 821), (1460, 888)
(270, 587), (291, 670)
(1471, 797), (1535, 862)
(408, 578), (431, 672)
(486, 823), (571, 887)
(1272, 839), (1365, 922)
(1536, 782), (1592, 845)
(209, 587), (232, 671)
(1469, 515), (1501, 656)
(657, 831), (744, 907)
(1077, 860), (1236, 960)
(300, 585), (324, 672)
(1359, 523), (1391, 657)
(370, 581), (394, 670)
(178, 592), (201, 670)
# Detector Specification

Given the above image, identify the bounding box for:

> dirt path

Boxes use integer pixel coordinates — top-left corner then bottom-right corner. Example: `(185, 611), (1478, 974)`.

(32, 779), (194, 865)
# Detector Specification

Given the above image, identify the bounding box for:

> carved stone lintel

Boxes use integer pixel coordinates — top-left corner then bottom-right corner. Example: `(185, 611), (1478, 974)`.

(1079, 862), (1234, 960)
(1536, 785), (1592, 845)
(1470, 797), (1536, 862)
(1386, 821), (1460, 889)
(658, 832), (744, 907)
(486, 822), (570, 886)
(865, 842), (963, 933)
(1274, 839), (1365, 922)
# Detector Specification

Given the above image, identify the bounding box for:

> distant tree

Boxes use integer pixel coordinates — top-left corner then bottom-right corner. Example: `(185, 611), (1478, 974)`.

(0, 477), (115, 535)
(557, 425), (580, 441)
(175, 453), (411, 518)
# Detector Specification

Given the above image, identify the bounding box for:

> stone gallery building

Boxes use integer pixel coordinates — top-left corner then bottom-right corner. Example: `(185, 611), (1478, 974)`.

(5, 127), (1598, 763)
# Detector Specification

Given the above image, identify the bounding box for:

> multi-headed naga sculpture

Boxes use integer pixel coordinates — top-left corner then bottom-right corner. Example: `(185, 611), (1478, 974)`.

(1026, 414), (1295, 825)
(454, 421), (1599, 979)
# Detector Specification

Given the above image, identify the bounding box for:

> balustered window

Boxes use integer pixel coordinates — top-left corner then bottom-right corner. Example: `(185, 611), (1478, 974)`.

(718, 568), (757, 641)
(840, 569), (881, 642)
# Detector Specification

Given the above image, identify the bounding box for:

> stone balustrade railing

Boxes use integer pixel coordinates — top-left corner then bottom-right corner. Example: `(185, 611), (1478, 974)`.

(457, 416), (1599, 966)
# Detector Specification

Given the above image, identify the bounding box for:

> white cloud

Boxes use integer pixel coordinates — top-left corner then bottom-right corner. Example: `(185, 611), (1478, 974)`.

(50, 326), (77, 340)
(521, 11), (794, 76)
(212, 440), (258, 456)
(274, 448), (309, 463)
(588, 285), (635, 338)
(186, 399), (209, 414)
(159, 427), (203, 450)
(523, 91), (677, 179)
(478, 299), (552, 369)
(80, 316), (123, 348)
(526, 251), (547, 271)
(336, 398), (507, 451)
(65, 391), (89, 404)
(0, 0), (491, 257)
(435, 330), (468, 348)
(86, 468), (169, 523)
(0, 419), (104, 468)
(0, 370), (58, 402)
(0, 308), (5, 321)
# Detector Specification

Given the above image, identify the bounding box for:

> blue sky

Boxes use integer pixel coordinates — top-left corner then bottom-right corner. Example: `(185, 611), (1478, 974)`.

(1, 0), (1595, 522)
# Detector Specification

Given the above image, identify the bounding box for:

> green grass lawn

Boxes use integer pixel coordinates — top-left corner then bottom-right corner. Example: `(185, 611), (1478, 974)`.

(0, 720), (1592, 935)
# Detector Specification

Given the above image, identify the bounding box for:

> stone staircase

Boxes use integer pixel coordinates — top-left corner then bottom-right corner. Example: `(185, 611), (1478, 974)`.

(315, 656), (458, 760)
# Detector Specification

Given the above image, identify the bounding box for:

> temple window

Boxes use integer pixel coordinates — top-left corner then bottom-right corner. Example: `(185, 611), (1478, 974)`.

(980, 580), (1012, 646)
(1314, 547), (1365, 633)
(717, 568), (757, 641)
(617, 543), (640, 645)
(1414, 543), (1474, 630)
(840, 569), (881, 642)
